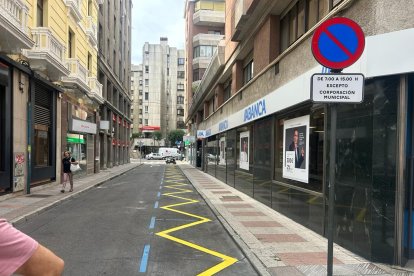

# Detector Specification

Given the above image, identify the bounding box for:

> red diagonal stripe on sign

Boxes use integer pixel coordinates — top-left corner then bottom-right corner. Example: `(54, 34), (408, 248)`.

(323, 28), (354, 59)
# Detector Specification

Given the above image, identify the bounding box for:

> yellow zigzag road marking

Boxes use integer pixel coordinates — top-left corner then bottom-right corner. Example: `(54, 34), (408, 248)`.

(156, 169), (238, 275)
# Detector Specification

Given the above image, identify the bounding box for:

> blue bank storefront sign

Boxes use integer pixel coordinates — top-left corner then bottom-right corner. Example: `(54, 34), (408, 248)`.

(219, 120), (228, 132)
(244, 99), (267, 122)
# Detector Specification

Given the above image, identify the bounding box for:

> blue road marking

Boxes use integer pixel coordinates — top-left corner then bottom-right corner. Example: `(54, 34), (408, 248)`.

(154, 201), (159, 209)
(149, 216), (156, 229)
(139, 244), (151, 273)
(157, 192), (161, 198)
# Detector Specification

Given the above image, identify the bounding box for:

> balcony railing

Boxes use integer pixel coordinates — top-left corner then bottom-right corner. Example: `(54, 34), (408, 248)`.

(88, 76), (104, 102)
(66, 58), (87, 84)
(0, 0), (29, 35)
(64, 0), (82, 22)
(193, 10), (224, 27)
(85, 16), (97, 46)
(31, 28), (65, 62)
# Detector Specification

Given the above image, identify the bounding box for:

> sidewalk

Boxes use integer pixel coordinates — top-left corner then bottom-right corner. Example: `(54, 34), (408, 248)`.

(178, 164), (413, 276)
(0, 162), (139, 224)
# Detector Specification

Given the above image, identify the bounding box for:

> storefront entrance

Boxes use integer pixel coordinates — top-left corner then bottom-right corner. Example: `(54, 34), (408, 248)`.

(0, 63), (11, 192)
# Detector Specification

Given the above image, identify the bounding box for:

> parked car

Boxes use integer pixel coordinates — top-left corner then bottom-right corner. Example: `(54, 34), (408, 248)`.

(145, 153), (164, 160)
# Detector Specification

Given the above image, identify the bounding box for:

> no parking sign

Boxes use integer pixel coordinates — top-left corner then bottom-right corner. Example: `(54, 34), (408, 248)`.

(311, 17), (365, 70)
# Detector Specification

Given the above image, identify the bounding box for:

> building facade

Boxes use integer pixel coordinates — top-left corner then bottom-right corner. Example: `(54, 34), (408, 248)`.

(184, 0), (225, 122)
(97, 0), (132, 169)
(137, 38), (185, 144)
(186, 0), (414, 266)
(0, 0), (104, 194)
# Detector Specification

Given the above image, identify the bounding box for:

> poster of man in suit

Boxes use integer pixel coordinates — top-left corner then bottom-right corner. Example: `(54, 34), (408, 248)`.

(283, 115), (309, 183)
(239, 131), (249, 170)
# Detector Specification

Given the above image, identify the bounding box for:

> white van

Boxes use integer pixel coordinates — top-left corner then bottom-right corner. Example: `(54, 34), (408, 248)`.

(158, 147), (181, 159)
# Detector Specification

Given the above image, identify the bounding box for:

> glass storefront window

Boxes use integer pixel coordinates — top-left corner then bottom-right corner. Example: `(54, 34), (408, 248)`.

(274, 107), (324, 192)
(235, 125), (254, 197)
(216, 133), (226, 183)
(206, 136), (217, 177)
(34, 125), (49, 167)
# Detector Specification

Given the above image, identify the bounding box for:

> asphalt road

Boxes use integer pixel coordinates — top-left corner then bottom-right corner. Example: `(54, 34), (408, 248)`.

(16, 163), (258, 276)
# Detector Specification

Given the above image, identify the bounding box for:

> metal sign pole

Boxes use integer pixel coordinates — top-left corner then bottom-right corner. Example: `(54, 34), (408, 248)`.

(327, 102), (337, 276)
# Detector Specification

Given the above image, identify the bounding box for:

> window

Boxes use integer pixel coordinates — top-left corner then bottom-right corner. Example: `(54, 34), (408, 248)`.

(87, 52), (92, 76)
(243, 60), (254, 84)
(193, 46), (217, 58)
(208, 30), (221, 35)
(88, 0), (92, 16)
(177, 71), (185, 78)
(68, 29), (75, 58)
(144, 106), (148, 113)
(144, 92), (149, 100)
(139, 80), (143, 86)
(177, 109), (184, 116)
(139, 90), (143, 95)
(145, 119), (148, 125)
(177, 84), (184, 91)
(144, 79), (149, 86)
(281, 0), (331, 53)
(193, 68), (206, 82)
(37, 0), (44, 27)
(113, 50), (116, 69)
(224, 79), (232, 102)
(178, 58), (185, 65)
(145, 66), (149, 73)
(139, 109), (142, 115)
(177, 96), (184, 104)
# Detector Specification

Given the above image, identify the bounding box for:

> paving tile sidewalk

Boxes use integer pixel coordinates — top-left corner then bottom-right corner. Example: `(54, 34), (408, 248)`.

(0, 163), (140, 224)
(179, 164), (414, 276)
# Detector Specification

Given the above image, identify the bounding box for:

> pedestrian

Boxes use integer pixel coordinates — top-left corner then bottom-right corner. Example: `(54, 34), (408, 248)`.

(61, 151), (77, 193)
(0, 219), (64, 276)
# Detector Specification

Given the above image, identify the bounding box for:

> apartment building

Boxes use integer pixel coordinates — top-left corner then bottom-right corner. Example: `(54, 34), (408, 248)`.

(186, 0), (414, 266)
(97, 0), (132, 169)
(131, 64), (143, 133)
(184, 0), (225, 122)
(138, 38), (185, 144)
(0, 0), (103, 194)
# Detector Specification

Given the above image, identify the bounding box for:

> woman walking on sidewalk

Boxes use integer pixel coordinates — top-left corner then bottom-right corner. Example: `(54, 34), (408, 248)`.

(61, 151), (77, 193)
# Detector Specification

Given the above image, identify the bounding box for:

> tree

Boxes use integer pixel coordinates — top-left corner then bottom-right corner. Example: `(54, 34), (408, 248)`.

(152, 131), (162, 141)
(131, 132), (143, 139)
(167, 130), (185, 147)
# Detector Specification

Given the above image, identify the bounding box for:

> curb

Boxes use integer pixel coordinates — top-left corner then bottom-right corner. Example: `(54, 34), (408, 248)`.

(11, 164), (142, 226)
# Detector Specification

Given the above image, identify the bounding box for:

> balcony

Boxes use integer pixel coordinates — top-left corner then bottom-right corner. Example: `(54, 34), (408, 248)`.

(23, 27), (69, 81)
(61, 58), (89, 93)
(85, 16), (97, 47)
(0, 0), (33, 52)
(193, 33), (224, 47)
(88, 77), (104, 103)
(64, 0), (82, 23)
(193, 10), (224, 27)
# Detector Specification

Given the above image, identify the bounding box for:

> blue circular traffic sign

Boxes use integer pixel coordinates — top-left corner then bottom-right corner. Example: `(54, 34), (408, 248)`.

(312, 17), (365, 70)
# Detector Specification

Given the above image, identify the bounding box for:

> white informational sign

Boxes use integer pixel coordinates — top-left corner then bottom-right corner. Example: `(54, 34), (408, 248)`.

(197, 130), (206, 138)
(183, 136), (196, 143)
(72, 119), (97, 134)
(311, 73), (364, 103)
(239, 131), (249, 170)
(100, 120), (110, 130)
(219, 137), (226, 166)
(283, 115), (309, 183)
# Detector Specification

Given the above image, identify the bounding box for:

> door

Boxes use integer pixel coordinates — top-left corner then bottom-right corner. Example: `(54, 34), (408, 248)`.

(0, 63), (11, 191)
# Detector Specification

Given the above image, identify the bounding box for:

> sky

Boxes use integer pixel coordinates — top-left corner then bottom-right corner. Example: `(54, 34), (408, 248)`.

(131, 0), (186, 65)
